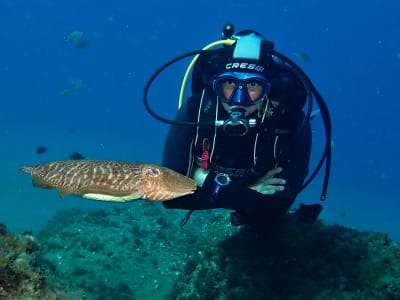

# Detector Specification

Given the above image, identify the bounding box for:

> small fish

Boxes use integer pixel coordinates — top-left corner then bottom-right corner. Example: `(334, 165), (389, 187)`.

(58, 80), (83, 97)
(106, 15), (117, 23)
(376, 83), (383, 95)
(74, 40), (89, 49)
(71, 79), (83, 90)
(36, 146), (47, 155)
(70, 152), (86, 160)
(293, 51), (310, 62)
(58, 88), (72, 97)
(65, 30), (84, 43)
(19, 160), (197, 202)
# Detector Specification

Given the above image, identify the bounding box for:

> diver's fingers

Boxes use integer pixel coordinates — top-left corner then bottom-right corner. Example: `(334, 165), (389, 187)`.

(264, 167), (283, 178)
(248, 171), (286, 195)
(263, 189), (278, 195)
(264, 184), (285, 192)
(264, 177), (286, 186)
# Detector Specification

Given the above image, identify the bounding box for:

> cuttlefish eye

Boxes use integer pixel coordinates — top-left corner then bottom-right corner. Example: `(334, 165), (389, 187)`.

(144, 167), (161, 178)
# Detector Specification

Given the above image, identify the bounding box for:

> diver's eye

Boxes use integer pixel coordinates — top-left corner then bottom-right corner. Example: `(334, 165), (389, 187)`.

(247, 81), (262, 88)
(223, 79), (236, 87)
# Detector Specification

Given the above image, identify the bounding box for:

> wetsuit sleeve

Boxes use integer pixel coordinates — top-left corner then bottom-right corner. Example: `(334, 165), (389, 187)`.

(215, 117), (312, 223)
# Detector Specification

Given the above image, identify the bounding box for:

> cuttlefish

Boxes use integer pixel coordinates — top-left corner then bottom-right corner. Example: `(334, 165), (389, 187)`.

(19, 160), (196, 202)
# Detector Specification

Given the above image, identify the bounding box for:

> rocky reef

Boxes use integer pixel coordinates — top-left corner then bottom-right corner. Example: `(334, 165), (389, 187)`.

(169, 216), (400, 299)
(36, 204), (207, 300)
(1, 202), (400, 299)
(0, 223), (56, 299)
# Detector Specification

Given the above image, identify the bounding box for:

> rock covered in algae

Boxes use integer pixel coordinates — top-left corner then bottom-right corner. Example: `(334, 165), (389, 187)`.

(35, 203), (400, 300)
(169, 217), (400, 300)
(37, 203), (229, 300)
(0, 223), (57, 299)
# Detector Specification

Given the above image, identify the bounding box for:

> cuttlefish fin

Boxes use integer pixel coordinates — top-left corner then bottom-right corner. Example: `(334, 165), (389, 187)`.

(56, 188), (72, 198)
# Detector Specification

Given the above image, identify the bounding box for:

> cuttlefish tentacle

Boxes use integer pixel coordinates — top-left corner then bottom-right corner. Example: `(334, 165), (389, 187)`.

(19, 160), (196, 202)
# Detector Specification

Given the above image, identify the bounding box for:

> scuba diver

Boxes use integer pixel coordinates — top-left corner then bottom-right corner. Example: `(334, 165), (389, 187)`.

(143, 24), (332, 226)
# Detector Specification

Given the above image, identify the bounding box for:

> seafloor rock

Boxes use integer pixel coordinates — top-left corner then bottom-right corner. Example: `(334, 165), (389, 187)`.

(0, 223), (57, 300)
(35, 203), (400, 300)
(37, 203), (231, 300)
(170, 217), (400, 300)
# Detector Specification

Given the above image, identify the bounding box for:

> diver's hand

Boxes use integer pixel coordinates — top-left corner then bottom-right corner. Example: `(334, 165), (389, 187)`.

(193, 168), (210, 187)
(249, 167), (286, 195)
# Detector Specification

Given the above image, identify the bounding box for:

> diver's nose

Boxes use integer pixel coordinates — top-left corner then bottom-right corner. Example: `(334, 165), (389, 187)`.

(229, 88), (244, 106)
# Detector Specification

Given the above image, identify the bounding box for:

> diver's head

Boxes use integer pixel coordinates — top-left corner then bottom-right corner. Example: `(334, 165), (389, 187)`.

(210, 31), (273, 136)
(191, 29), (274, 136)
(210, 31), (273, 117)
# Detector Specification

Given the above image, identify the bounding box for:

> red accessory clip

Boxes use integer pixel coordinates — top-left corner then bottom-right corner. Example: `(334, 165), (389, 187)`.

(201, 138), (209, 170)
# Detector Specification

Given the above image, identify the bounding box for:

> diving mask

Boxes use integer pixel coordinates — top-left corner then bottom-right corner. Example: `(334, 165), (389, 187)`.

(213, 72), (269, 107)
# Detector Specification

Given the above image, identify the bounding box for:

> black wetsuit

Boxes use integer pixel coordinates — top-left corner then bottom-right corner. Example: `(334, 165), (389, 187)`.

(162, 65), (311, 225)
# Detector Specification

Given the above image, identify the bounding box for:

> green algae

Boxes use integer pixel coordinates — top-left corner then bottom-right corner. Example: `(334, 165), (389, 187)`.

(3, 202), (399, 299)
(0, 224), (56, 299)
(37, 203), (219, 300)
(169, 217), (400, 299)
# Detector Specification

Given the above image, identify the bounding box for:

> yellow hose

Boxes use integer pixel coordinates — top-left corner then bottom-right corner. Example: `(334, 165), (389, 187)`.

(178, 39), (236, 109)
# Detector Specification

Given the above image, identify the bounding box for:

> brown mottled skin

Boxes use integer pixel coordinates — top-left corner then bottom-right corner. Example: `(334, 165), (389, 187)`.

(20, 160), (196, 202)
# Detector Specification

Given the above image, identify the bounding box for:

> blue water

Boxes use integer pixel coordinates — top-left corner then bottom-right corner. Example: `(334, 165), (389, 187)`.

(1, 0), (399, 240)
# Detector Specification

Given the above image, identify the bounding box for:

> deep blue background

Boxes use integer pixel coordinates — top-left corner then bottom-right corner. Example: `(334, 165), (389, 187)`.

(1, 0), (399, 240)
